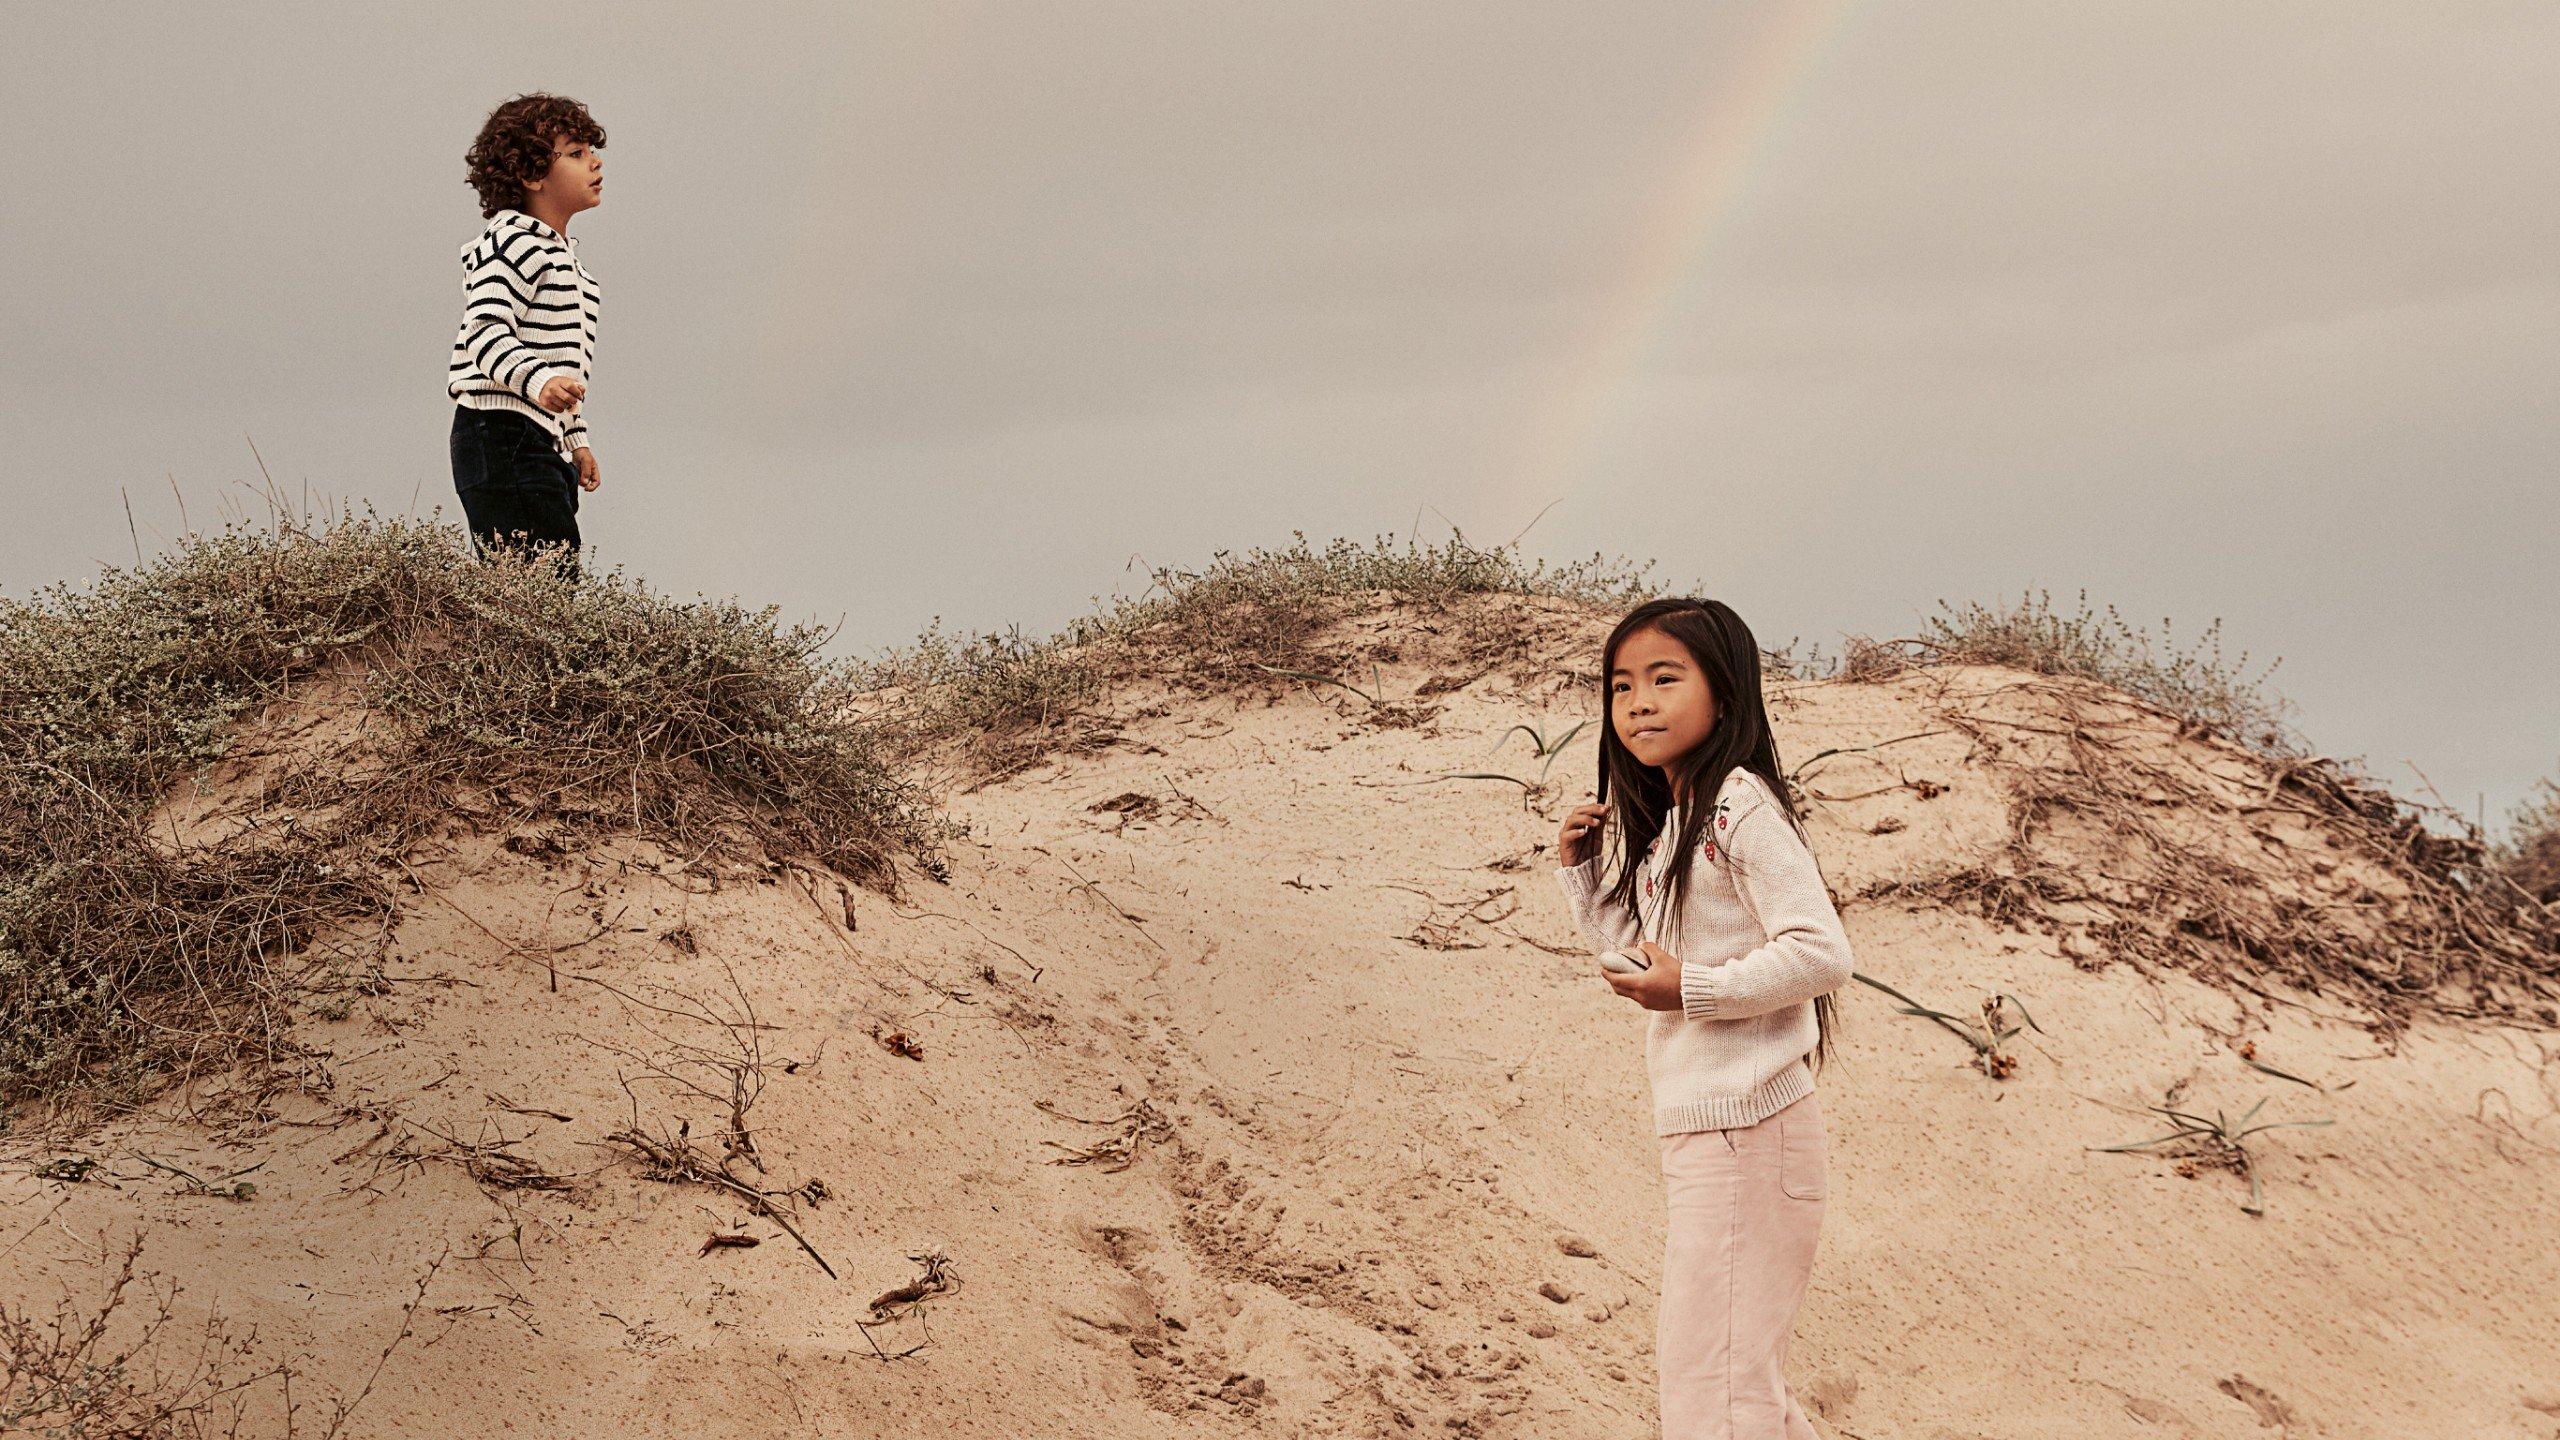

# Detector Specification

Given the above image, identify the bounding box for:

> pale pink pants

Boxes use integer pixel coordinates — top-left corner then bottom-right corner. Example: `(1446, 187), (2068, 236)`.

(1655, 1089), (1826, 1439)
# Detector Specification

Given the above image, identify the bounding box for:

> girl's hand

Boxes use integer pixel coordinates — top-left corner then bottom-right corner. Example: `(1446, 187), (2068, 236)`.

(574, 447), (601, 492)
(1557, 801), (1609, 868)
(1603, 942), (1684, 1011)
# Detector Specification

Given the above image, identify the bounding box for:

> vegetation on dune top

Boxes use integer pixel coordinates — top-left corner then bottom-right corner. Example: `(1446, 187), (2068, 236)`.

(0, 516), (932, 1112)
(1837, 591), (2555, 1032)
(1841, 587), (2299, 758)
(860, 531), (1668, 774)
(2, 518), (2548, 1109)
(864, 549), (2304, 780)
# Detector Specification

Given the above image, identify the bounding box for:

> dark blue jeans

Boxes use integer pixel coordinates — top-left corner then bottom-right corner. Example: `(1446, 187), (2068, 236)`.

(450, 406), (581, 578)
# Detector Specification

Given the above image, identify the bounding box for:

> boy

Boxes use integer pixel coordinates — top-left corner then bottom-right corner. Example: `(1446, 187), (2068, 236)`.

(447, 93), (607, 575)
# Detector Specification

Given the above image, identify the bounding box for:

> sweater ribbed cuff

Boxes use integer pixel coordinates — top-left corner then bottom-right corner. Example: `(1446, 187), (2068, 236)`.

(1554, 856), (1603, 904)
(520, 365), (568, 411)
(1678, 961), (1721, 1023)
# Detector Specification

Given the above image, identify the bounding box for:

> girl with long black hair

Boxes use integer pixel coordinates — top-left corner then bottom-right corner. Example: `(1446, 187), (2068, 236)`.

(1554, 597), (1854, 1438)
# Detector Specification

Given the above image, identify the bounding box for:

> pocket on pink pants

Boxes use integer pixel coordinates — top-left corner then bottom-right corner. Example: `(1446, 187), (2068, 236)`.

(1777, 1098), (1826, 1201)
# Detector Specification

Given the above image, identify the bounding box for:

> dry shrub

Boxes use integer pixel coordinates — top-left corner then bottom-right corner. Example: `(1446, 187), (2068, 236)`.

(1, 516), (934, 1112)
(863, 532), (1662, 775)
(862, 620), (1114, 776)
(1845, 596), (2554, 1030)
(0, 1240), (283, 1437)
(1098, 531), (1653, 675)
(2, 1235), (435, 1437)
(1836, 634), (1913, 683)
(1852, 589), (2295, 757)
(2499, 774), (2560, 906)
(1860, 673), (2558, 1036)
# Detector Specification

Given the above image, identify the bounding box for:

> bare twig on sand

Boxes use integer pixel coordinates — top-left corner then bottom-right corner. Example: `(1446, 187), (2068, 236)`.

(854, 1250), (959, 1361)
(1054, 855), (1167, 951)
(1035, 1098), (1175, 1171)
(867, 1250), (958, 1319)
(1378, 882), (1519, 952)
(314, 1250), (448, 1439)
(131, 1153), (266, 1202)
(535, 957), (838, 1275)
(1, 1238), (284, 1436)
(376, 1117), (578, 1193)
(601, 1121), (835, 1279)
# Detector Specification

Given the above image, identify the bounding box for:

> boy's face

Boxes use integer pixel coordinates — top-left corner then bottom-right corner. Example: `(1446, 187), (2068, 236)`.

(526, 135), (604, 217)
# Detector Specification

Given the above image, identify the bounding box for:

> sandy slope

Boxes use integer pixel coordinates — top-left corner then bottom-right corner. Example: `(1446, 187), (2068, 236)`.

(6, 602), (2558, 1439)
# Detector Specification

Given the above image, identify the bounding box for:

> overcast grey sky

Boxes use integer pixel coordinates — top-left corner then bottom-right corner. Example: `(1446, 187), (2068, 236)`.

(3, 2), (2552, 821)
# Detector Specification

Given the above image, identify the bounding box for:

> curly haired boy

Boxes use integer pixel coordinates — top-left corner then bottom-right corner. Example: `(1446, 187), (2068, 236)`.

(446, 93), (607, 575)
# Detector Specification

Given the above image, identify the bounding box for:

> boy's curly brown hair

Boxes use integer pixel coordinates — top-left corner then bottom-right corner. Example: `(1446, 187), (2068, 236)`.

(465, 93), (607, 218)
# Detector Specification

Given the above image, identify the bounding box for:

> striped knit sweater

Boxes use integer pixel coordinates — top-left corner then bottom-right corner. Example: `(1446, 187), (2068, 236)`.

(447, 210), (599, 458)
(1556, 766), (1855, 1135)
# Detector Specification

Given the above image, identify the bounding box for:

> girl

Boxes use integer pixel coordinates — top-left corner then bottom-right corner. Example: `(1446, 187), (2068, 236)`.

(1553, 597), (1853, 1440)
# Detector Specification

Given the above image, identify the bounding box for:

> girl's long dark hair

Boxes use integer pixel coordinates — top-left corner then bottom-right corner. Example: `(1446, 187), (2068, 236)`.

(1596, 598), (1837, 1073)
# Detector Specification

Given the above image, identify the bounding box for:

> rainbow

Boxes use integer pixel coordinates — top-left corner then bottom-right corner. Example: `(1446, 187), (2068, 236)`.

(1501, 0), (1857, 521)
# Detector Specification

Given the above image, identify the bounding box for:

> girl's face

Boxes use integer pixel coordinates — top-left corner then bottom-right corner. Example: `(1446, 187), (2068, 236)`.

(1610, 624), (1720, 783)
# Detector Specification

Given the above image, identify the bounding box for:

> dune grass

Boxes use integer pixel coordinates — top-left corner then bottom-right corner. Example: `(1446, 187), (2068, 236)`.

(1839, 587), (2297, 757)
(860, 531), (1664, 774)
(0, 515), (932, 1113)
(2093, 1093), (2335, 1216)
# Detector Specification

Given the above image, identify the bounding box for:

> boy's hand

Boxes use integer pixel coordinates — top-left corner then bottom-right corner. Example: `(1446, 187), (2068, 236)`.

(538, 375), (587, 413)
(1558, 800), (1609, 867)
(1603, 942), (1684, 1011)
(574, 447), (601, 492)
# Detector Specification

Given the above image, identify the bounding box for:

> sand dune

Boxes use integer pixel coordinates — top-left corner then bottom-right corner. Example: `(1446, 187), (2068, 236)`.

(6, 595), (2557, 1438)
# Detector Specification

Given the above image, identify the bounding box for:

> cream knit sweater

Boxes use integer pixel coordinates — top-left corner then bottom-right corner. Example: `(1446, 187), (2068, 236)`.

(1555, 766), (1855, 1135)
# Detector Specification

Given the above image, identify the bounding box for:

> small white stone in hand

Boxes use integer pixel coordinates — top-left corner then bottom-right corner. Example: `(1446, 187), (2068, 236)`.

(1600, 948), (1651, 976)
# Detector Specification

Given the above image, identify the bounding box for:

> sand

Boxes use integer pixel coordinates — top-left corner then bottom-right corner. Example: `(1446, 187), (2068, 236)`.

(5, 601), (2557, 1438)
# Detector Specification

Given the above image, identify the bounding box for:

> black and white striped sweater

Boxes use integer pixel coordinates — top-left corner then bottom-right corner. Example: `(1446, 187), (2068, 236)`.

(447, 210), (599, 457)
